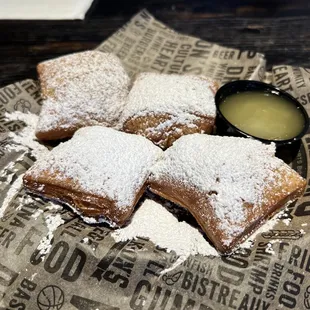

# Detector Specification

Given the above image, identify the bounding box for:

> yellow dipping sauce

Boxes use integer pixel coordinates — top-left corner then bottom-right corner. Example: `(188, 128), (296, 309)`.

(219, 91), (305, 140)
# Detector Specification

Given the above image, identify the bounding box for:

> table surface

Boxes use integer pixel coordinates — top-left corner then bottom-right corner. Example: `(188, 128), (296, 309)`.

(0, 0), (310, 87)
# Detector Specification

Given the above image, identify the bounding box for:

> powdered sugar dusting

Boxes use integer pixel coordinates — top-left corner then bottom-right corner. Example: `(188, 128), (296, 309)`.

(150, 134), (291, 244)
(27, 126), (162, 210)
(0, 174), (24, 218)
(37, 213), (64, 258)
(112, 199), (218, 273)
(5, 111), (48, 159)
(146, 114), (200, 134)
(0, 111), (49, 218)
(36, 51), (130, 135)
(122, 73), (216, 119)
(121, 73), (216, 142)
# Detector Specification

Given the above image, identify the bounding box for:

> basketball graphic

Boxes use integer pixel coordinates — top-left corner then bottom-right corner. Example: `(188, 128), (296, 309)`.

(37, 285), (65, 310)
(14, 99), (31, 113)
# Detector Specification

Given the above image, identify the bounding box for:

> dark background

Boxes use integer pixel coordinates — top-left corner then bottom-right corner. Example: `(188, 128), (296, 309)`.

(0, 0), (310, 87)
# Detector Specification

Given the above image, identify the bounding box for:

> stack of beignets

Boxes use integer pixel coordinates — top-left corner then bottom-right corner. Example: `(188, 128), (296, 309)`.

(22, 51), (306, 254)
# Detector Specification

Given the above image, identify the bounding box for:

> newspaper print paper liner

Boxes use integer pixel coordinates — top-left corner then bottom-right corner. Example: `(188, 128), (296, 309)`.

(0, 10), (310, 310)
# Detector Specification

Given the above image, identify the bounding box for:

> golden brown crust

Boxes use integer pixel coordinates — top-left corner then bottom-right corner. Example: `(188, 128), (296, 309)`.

(35, 126), (77, 141)
(23, 170), (146, 226)
(123, 113), (215, 149)
(148, 169), (306, 253)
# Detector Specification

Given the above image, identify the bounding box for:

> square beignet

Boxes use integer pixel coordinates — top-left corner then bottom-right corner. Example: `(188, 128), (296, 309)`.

(121, 73), (218, 149)
(36, 51), (130, 141)
(148, 134), (306, 253)
(23, 126), (162, 226)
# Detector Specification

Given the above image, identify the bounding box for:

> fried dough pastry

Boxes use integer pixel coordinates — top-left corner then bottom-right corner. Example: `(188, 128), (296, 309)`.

(24, 126), (162, 226)
(148, 134), (306, 253)
(36, 51), (130, 141)
(121, 73), (218, 149)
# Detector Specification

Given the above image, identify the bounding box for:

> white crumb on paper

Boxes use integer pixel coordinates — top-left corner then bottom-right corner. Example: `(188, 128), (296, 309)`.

(15, 194), (37, 211)
(5, 173), (14, 184)
(112, 199), (218, 273)
(30, 273), (37, 281)
(37, 214), (64, 258)
(3, 160), (21, 173)
(21, 195), (36, 204)
(5, 111), (48, 159)
(0, 174), (24, 218)
(67, 204), (117, 227)
(265, 243), (275, 255)
(31, 209), (44, 219)
(45, 203), (63, 212)
(301, 223), (307, 227)
(80, 214), (117, 227)
(82, 237), (89, 243)
(282, 218), (291, 226)
(32, 201), (63, 219)
(300, 229), (306, 235)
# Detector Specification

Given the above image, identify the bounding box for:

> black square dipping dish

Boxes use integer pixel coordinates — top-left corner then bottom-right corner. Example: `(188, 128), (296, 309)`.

(215, 80), (309, 164)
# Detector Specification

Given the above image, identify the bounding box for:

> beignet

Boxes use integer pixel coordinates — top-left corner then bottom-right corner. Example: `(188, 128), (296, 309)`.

(121, 73), (218, 149)
(24, 126), (162, 226)
(36, 51), (130, 141)
(148, 134), (306, 253)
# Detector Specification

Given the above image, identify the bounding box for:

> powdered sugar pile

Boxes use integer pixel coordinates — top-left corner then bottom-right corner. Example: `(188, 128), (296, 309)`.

(5, 111), (48, 159)
(0, 174), (24, 218)
(0, 111), (48, 218)
(36, 51), (130, 134)
(112, 199), (218, 273)
(150, 134), (290, 242)
(37, 213), (64, 257)
(27, 126), (162, 210)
